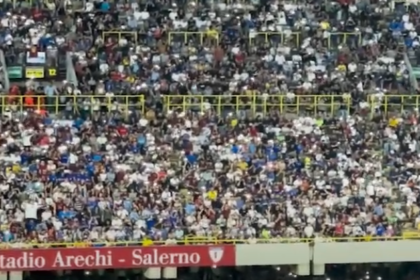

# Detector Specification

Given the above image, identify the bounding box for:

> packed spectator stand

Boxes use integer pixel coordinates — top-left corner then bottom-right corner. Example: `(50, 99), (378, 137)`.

(0, 0), (420, 261)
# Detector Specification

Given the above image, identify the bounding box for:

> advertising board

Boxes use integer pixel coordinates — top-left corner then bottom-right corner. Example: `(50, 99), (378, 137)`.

(47, 68), (56, 77)
(25, 67), (44, 78)
(6, 66), (23, 79)
(2, 239), (420, 273)
(0, 245), (236, 271)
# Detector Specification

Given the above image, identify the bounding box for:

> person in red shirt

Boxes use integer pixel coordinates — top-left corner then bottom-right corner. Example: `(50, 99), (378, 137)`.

(117, 125), (128, 136)
(38, 160), (48, 182)
(7, 85), (20, 104)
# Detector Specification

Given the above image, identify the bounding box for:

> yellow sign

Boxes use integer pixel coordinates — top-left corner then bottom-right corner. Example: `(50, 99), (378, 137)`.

(48, 68), (56, 76)
(402, 229), (420, 239)
(25, 68), (44, 78)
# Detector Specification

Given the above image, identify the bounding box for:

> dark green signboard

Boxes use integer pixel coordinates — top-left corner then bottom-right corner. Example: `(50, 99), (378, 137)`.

(7, 66), (23, 79)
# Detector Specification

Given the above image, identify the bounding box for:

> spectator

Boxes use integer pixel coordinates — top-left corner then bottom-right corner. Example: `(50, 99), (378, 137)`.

(0, 0), (419, 246)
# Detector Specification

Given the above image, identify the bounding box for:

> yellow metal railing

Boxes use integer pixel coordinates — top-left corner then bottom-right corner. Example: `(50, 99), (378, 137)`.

(168, 31), (219, 45)
(1, 95), (145, 115)
(102, 31), (138, 44)
(99, 31), (220, 45)
(249, 32), (301, 47)
(163, 95), (351, 116)
(0, 95), (352, 116)
(0, 235), (419, 248)
(248, 32), (361, 48)
(98, 30), (360, 49)
(369, 94), (420, 115)
(326, 32), (362, 48)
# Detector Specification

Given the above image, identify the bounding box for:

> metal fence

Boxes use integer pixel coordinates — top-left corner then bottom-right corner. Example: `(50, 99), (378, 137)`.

(0, 94), (353, 116)
(4, 94), (420, 116)
(248, 31), (362, 48)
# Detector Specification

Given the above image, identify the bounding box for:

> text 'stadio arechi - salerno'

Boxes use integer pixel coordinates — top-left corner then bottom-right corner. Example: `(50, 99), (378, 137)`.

(0, 245), (236, 271)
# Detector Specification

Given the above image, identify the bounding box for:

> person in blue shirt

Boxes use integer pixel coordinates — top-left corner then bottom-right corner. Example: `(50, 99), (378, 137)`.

(231, 144), (239, 154)
(60, 153), (69, 164)
(44, 82), (57, 111)
(376, 223), (385, 236)
(99, 0), (110, 12)
(389, 20), (403, 32)
(58, 208), (77, 221)
(185, 152), (197, 165)
(266, 142), (279, 161)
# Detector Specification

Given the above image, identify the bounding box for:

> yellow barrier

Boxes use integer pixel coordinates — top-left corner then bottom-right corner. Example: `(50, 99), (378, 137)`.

(369, 95), (420, 115)
(326, 32), (362, 49)
(402, 229), (420, 239)
(101, 31), (220, 45)
(249, 32), (300, 47)
(163, 95), (351, 116)
(168, 31), (219, 45)
(0, 95), (352, 116)
(1, 95), (145, 115)
(248, 32), (360, 48)
(102, 31), (138, 44)
(0, 236), (419, 248)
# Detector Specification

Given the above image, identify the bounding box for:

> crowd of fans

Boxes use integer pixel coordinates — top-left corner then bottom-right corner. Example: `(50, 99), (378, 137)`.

(0, 0), (419, 246)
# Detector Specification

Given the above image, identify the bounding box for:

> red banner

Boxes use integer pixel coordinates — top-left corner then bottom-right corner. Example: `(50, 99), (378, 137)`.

(0, 245), (236, 271)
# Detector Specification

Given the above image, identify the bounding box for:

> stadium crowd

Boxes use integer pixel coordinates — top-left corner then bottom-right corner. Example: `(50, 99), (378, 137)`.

(0, 0), (419, 246)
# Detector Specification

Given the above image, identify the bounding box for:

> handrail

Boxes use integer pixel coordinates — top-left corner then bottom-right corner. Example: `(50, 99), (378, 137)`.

(0, 94), (351, 116)
(3, 94), (420, 116)
(168, 31), (219, 45)
(66, 52), (78, 86)
(1, 235), (420, 249)
(404, 52), (418, 91)
(247, 31), (361, 48)
(1, 95), (145, 115)
(368, 94), (420, 114)
(162, 94), (351, 116)
(0, 49), (10, 92)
